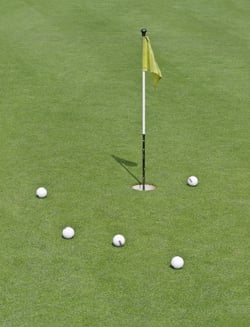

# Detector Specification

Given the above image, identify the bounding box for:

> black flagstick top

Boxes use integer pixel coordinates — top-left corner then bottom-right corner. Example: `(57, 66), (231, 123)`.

(141, 28), (147, 36)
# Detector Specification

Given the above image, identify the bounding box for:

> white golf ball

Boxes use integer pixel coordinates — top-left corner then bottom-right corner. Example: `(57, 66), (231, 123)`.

(62, 227), (75, 239)
(112, 234), (126, 247)
(171, 256), (184, 269)
(36, 187), (47, 198)
(187, 176), (198, 186)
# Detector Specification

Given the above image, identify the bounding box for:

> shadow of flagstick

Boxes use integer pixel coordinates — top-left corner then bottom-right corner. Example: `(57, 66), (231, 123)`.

(111, 155), (141, 184)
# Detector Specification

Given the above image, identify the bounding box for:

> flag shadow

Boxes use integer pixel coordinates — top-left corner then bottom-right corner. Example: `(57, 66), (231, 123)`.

(111, 155), (141, 184)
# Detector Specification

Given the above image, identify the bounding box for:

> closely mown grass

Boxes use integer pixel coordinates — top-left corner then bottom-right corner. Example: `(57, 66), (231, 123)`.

(0, 1), (249, 326)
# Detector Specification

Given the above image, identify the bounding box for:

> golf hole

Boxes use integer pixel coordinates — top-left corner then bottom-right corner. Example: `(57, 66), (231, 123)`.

(132, 184), (156, 191)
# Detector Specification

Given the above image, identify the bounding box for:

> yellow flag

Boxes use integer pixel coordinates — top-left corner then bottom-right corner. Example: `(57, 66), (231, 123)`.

(142, 36), (162, 86)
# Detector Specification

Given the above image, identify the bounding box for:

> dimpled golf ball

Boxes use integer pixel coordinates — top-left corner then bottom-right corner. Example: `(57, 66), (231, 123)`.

(187, 176), (198, 186)
(36, 187), (47, 198)
(62, 227), (75, 239)
(171, 256), (184, 269)
(112, 234), (126, 247)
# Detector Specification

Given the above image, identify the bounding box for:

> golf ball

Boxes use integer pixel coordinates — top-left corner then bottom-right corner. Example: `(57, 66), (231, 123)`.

(62, 227), (75, 239)
(36, 187), (47, 198)
(171, 256), (184, 269)
(187, 176), (198, 186)
(112, 234), (126, 247)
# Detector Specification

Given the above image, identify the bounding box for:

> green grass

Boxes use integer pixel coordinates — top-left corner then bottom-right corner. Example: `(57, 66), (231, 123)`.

(0, 0), (249, 326)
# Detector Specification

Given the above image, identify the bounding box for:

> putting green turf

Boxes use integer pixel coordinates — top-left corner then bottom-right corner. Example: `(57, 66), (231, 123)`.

(0, 1), (249, 326)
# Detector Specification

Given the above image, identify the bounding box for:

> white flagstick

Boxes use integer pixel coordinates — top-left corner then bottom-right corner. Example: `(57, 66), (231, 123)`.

(139, 28), (162, 191)
(142, 70), (146, 191)
(141, 28), (147, 191)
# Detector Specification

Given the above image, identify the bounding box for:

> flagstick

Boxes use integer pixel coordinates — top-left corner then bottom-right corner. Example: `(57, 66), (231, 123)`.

(141, 28), (147, 191)
(142, 71), (146, 191)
